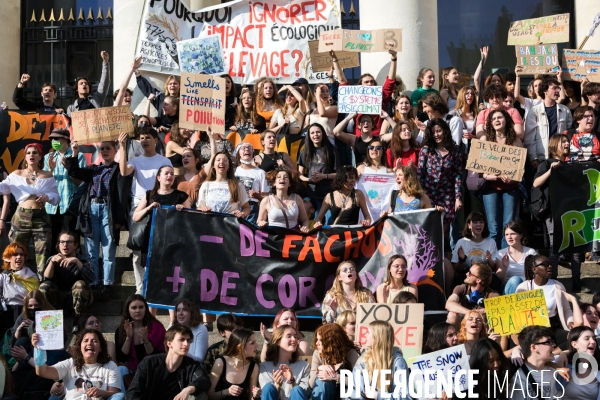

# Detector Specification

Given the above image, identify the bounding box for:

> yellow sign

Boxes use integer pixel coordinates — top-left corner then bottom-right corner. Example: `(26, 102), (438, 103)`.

(484, 289), (550, 336)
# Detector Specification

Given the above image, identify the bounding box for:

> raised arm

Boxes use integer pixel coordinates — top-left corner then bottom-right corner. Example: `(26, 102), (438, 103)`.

(514, 66), (527, 106)
(202, 128), (219, 177)
(332, 112), (357, 147)
(118, 132), (134, 176)
(31, 334), (60, 380)
(315, 85), (338, 118)
(387, 47), (397, 81)
(94, 51), (111, 105)
(379, 110), (396, 142)
(13, 74), (37, 110)
(474, 46), (488, 97)
(331, 51), (347, 84)
(280, 85), (307, 114)
(116, 56), (143, 106)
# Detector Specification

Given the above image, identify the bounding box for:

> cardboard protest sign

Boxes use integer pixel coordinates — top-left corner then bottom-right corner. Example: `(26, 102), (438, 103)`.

(177, 35), (226, 75)
(318, 29), (402, 53)
(179, 73), (226, 134)
(515, 44), (561, 75)
(507, 13), (570, 45)
(71, 106), (134, 144)
(484, 289), (550, 336)
(356, 303), (424, 361)
(307, 40), (359, 72)
(465, 139), (527, 182)
(411, 345), (470, 396)
(338, 85), (382, 115)
(563, 49), (600, 82)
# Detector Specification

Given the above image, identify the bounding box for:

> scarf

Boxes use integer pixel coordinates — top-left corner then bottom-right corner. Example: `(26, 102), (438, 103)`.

(76, 98), (95, 111)
(9, 270), (40, 292)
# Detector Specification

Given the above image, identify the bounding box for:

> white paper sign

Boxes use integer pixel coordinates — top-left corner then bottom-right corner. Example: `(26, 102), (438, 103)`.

(410, 344), (470, 396)
(356, 173), (396, 222)
(35, 310), (64, 350)
(338, 86), (383, 114)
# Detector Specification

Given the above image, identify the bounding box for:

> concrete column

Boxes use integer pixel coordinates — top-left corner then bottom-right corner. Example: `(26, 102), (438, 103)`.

(358, 0), (438, 91)
(114, 0), (162, 116)
(0, 0), (21, 108)
(574, 0), (600, 50)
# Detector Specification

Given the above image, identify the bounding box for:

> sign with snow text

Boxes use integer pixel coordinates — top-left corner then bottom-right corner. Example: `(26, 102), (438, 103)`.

(71, 106), (134, 144)
(356, 303), (424, 361)
(484, 289), (550, 336)
(507, 13), (570, 45)
(307, 40), (359, 72)
(179, 73), (226, 134)
(563, 49), (600, 82)
(411, 345), (470, 396)
(515, 44), (561, 75)
(338, 85), (382, 114)
(465, 139), (527, 182)
(318, 28), (402, 53)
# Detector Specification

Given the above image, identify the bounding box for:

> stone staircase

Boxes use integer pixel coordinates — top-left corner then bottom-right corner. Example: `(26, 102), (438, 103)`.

(68, 233), (598, 347)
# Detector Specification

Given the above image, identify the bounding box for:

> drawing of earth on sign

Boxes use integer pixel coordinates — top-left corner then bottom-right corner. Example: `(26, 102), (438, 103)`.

(392, 224), (443, 293)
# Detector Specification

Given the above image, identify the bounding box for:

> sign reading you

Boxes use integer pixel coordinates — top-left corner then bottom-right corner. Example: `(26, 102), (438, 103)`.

(563, 49), (600, 83)
(71, 106), (134, 144)
(466, 139), (527, 182)
(338, 85), (382, 114)
(307, 40), (359, 72)
(515, 44), (560, 75)
(318, 28), (402, 53)
(484, 289), (550, 336)
(507, 13), (570, 45)
(179, 73), (226, 134)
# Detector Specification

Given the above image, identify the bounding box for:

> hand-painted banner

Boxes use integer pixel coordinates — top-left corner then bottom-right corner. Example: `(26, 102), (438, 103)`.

(356, 173), (396, 222)
(549, 161), (600, 254)
(0, 110), (101, 173)
(562, 49), (600, 82)
(515, 44), (560, 75)
(507, 13), (570, 45)
(137, 0), (341, 83)
(144, 208), (446, 316)
(179, 73), (226, 134)
(484, 289), (550, 336)
(338, 86), (383, 114)
(356, 303), (424, 362)
(176, 35), (226, 74)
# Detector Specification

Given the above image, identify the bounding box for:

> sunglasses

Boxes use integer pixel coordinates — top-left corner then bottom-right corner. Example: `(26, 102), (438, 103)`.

(534, 260), (551, 268)
(534, 340), (556, 347)
(368, 146), (382, 150)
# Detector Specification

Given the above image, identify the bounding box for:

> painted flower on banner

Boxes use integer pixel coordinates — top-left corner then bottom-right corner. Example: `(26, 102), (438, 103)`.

(179, 36), (226, 75)
(393, 224), (443, 292)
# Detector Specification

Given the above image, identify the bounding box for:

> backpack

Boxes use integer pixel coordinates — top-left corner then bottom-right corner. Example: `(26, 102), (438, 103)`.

(389, 190), (399, 212)
(530, 162), (551, 221)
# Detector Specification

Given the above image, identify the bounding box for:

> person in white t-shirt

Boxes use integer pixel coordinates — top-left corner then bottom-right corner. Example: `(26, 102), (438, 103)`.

(118, 127), (172, 295)
(32, 329), (122, 400)
(494, 221), (537, 295)
(452, 211), (497, 272)
(234, 143), (269, 225)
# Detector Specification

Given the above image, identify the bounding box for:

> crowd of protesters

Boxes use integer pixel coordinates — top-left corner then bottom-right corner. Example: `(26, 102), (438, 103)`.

(0, 44), (598, 400)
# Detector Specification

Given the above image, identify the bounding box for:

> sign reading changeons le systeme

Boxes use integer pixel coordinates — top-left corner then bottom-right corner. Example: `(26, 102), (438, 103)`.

(338, 353), (599, 399)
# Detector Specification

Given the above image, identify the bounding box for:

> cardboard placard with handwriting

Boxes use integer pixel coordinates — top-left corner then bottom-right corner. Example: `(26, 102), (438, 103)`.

(71, 106), (134, 144)
(356, 303), (423, 361)
(507, 13), (570, 45)
(179, 73), (226, 134)
(318, 29), (401, 53)
(308, 40), (359, 72)
(562, 49), (600, 82)
(466, 139), (527, 182)
(484, 289), (550, 336)
(515, 44), (561, 75)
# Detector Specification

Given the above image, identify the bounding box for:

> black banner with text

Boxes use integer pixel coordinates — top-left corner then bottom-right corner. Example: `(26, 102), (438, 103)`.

(144, 208), (446, 317)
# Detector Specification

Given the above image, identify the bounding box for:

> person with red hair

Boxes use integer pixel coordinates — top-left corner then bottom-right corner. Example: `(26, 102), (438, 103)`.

(310, 323), (359, 400)
(0, 143), (59, 273)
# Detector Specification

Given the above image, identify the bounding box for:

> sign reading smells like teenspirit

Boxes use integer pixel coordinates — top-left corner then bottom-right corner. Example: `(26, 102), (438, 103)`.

(356, 303), (424, 361)
(179, 73), (226, 134)
(338, 86), (383, 115)
(318, 28), (402, 53)
(466, 139), (527, 182)
(71, 106), (134, 144)
(484, 289), (550, 336)
(515, 44), (560, 75)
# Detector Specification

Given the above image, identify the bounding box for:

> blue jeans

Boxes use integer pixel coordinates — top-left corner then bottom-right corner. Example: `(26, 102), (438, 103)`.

(262, 383), (308, 400)
(246, 202), (260, 226)
(503, 276), (523, 295)
(482, 188), (519, 249)
(85, 201), (116, 286)
(312, 378), (337, 400)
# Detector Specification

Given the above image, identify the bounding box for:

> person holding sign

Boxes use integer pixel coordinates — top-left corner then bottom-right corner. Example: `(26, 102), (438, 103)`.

(32, 329), (122, 400)
(479, 109), (524, 249)
(349, 321), (410, 400)
(515, 255), (575, 349)
(333, 113), (376, 165)
(309, 323), (359, 400)
(375, 255), (418, 303)
(66, 51), (110, 117)
(135, 69), (180, 119)
(321, 261), (375, 324)
(422, 322), (459, 353)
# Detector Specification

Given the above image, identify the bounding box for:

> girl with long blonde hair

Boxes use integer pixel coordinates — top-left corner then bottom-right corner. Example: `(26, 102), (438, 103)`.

(321, 260), (375, 323)
(375, 255), (418, 303)
(351, 321), (410, 399)
(451, 86), (479, 141)
(458, 310), (500, 355)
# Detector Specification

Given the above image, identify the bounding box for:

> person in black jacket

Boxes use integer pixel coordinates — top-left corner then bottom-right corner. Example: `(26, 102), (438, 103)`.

(126, 325), (211, 400)
(64, 140), (126, 302)
(12, 74), (63, 113)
